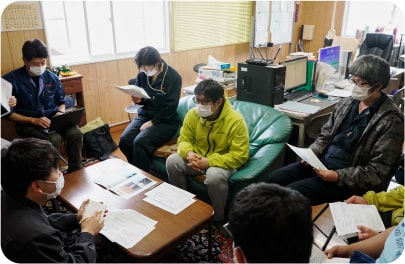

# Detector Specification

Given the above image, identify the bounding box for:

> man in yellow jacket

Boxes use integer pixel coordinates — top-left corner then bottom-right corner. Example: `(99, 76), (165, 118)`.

(166, 79), (249, 236)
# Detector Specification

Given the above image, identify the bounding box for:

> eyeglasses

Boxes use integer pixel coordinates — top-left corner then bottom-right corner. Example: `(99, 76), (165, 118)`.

(348, 76), (370, 88)
(192, 96), (213, 106)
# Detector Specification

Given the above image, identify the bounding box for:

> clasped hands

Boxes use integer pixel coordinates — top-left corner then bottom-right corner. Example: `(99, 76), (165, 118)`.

(186, 151), (209, 173)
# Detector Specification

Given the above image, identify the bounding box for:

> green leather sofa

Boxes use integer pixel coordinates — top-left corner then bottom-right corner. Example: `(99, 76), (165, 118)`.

(150, 95), (293, 207)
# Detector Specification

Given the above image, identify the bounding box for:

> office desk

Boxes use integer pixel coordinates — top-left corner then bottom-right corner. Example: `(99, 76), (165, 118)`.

(59, 159), (214, 261)
(276, 97), (339, 147)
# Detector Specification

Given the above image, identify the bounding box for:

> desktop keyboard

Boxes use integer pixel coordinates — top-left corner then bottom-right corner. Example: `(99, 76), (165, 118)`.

(284, 89), (313, 101)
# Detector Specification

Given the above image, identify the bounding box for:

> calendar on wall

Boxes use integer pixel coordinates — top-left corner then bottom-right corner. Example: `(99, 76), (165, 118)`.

(1, 2), (43, 31)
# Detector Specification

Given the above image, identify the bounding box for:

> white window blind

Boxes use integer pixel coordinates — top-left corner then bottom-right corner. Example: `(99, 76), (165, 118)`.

(41, 1), (169, 66)
(172, 1), (253, 52)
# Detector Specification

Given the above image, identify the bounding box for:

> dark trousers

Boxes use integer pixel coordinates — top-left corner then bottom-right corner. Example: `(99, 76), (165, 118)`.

(16, 124), (83, 172)
(119, 115), (178, 172)
(261, 162), (352, 205)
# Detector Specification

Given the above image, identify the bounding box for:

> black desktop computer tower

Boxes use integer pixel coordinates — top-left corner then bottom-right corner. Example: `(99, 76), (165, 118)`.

(237, 63), (286, 107)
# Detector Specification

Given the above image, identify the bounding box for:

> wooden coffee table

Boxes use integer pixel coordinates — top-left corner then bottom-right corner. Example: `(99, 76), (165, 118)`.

(59, 158), (214, 261)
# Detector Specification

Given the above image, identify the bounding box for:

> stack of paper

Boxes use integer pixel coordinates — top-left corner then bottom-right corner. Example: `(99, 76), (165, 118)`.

(101, 208), (157, 248)
(143, 182), (196, 214)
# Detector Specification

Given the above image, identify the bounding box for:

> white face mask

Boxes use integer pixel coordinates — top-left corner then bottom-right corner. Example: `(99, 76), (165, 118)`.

(351, 84), (373, 101)
(196, 103), (213, 117)
(141, 68), (157, 77)
(40, 174), (65, 200)
(29, 65), (47, 76)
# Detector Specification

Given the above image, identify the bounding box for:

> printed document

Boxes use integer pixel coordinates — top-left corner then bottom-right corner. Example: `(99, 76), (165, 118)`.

(1, 78), (12, 117)
(329, 202), (386, 239)
(287, 144), (327, 170)
(114, 85), (150, 99)
(144, 182), (196, 214)
(101, 207), (157, 248)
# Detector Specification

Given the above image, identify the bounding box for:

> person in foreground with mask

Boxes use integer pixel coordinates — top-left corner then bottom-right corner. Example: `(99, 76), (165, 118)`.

(1, 138), (104, 262)
(166, 79), (249, 236)
(2, 38), (83, 173)
(119, 46), (182, 172)
(262, 54), (404, 205)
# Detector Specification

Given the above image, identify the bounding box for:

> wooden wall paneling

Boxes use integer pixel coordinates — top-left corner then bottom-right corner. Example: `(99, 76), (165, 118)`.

(1, 32), (13, 75)
(95, 60), (127, 124)
(71, 63), (101, 123)
(297, 1), (345, 55)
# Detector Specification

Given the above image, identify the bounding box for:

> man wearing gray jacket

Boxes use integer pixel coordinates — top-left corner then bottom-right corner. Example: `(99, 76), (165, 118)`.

(263, 54), (404, 205)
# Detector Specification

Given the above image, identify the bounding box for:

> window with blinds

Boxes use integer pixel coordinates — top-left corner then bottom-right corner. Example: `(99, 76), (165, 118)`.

(172, 1), (253, 52)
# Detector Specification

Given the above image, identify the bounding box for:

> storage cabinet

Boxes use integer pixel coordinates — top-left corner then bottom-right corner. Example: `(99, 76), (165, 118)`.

(60, 74), (87, 126)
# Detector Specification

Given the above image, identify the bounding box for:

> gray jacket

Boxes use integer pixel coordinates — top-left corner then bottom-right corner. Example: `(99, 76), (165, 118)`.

(310, 95), (404, 194)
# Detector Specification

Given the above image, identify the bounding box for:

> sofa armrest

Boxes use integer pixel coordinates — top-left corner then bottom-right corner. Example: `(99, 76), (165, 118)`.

(229, 142), (285, 185)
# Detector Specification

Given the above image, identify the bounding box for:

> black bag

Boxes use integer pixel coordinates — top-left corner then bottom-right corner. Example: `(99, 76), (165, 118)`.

(82, 124), (118, 160)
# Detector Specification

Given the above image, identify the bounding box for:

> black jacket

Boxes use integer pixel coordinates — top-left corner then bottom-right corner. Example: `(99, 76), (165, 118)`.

(1, 192), (96, 263)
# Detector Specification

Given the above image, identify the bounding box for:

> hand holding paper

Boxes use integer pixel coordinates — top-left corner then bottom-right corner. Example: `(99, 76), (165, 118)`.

(114, 85), (150, 99)
(287, 143), (327, 170)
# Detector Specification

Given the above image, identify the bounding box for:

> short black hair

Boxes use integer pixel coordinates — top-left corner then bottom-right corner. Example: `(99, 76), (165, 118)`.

(134, 46), (162, 68)
(1, 138), (60, 198)
(350, 54), (391, 89)
(194, 79), (224, 103)
(22, 39), (49, 61)
(228, 183), (313, 263)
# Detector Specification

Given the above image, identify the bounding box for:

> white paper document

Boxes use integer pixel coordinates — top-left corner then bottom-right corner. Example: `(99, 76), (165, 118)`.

(287, 144), (327, 170)
(329, 202), (386, 239)
(114, 85), (150, 99)
(101, 208), (157, 248)
(1, 78), (12, 117)
(327, 88), (352, 98)
(144, 182), (196, 214)
(83, 199), (107, 218)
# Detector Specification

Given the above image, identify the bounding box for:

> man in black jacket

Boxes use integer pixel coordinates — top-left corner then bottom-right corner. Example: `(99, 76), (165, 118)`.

(1, 138), (104, 262)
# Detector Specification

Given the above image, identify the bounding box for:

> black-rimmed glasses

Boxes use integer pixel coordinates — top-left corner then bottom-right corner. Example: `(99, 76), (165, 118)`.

(192, 96), (212, 106)
(348, 76), (370, 88)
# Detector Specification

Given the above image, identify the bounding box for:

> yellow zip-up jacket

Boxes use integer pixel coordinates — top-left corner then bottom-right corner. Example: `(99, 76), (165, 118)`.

(363, 185), (404, 226)
(177, 98), (249, 169)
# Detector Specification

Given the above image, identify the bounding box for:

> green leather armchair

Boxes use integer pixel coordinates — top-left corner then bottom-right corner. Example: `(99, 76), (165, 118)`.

(150, 95), (293, 207)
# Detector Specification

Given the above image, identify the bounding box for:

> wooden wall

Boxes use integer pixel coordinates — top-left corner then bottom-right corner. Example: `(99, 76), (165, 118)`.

(1, 1), (345, 132)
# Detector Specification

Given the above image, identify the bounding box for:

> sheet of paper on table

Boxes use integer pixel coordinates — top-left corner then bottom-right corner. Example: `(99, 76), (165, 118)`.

(143, 182), (196, 214)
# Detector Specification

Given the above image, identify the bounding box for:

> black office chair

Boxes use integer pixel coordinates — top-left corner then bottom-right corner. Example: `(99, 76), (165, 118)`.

(305, 112), (332, 143)
(358, 33), (394, 62)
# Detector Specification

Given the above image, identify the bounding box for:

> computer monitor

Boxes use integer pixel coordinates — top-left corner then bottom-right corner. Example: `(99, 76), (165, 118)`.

(318, 45), (340, 72)
(279, 56), (308, 92)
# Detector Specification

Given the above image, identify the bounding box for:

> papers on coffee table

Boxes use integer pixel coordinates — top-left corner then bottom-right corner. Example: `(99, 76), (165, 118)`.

(144, 182), (196, 214)
(101, 207), (157, 248)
